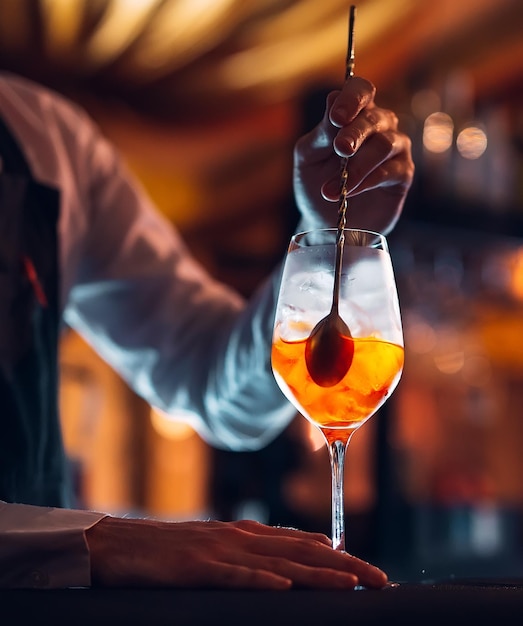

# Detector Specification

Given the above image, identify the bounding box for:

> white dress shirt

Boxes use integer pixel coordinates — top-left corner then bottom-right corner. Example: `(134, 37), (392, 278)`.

(0, 72), (295, 587)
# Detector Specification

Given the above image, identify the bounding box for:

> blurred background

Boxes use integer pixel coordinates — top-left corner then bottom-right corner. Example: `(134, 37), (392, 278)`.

(1, 0), (522, 581)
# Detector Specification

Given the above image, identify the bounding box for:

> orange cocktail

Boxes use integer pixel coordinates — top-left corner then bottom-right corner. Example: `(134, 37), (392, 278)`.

(271, 228), (404, 551)
(272, 331), (403, 443)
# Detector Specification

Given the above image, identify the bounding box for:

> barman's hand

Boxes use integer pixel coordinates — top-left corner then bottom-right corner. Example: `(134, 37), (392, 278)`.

(294, 76), (414, 235)
(86, 517), (387, 590)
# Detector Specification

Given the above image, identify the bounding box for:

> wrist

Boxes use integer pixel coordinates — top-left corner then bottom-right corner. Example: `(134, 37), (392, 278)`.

(85, 515), (125, 587)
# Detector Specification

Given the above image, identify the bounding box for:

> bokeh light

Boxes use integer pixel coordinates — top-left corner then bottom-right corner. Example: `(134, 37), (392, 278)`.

(423, 112), (454, 153)
(456, 125), (488, 159)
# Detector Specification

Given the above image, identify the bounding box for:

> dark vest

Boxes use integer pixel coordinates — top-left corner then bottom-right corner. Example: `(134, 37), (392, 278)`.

(0, 115), (71, 507)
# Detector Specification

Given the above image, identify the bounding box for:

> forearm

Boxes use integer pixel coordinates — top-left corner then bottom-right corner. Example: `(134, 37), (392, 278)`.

(68, 240), (295, 451)
(186, 266), (295, 450)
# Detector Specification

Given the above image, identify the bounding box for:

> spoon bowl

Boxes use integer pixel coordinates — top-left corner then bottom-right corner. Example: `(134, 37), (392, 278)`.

(305, 308), (354, 387)
(304, 223), (353, 387)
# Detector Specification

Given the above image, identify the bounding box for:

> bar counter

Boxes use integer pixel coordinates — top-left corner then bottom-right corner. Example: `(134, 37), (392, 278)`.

(3, 580), (523, 625)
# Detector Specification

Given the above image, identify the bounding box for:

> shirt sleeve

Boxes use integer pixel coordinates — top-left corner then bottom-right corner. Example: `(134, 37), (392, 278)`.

(57, 91), (296, 451)
(0, 501), (107, 588)
(0, 72), (296, 452)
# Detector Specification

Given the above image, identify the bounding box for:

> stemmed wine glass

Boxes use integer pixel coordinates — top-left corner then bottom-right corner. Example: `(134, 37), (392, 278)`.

(271, 228), (404, 553)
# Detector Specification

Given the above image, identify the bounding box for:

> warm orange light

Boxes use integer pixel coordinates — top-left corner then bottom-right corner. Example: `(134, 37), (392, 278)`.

(509, 248), (523, 301)
(150, 409), (195, 441)
(307, 420), (326, 452)
(423, 112), (454, 153)
(456, 125), (487, 159)
(407, 318), (437, 354)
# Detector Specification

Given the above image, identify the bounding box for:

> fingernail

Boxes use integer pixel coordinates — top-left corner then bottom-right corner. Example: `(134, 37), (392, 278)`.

(330, 106), (347, 127)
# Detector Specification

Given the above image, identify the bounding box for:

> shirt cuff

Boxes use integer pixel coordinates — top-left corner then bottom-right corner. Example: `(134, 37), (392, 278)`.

(0, 501), (108, 588)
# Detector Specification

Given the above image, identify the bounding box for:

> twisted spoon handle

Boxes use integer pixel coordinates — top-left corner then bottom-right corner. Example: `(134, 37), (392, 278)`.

(333, 5), (357, 309)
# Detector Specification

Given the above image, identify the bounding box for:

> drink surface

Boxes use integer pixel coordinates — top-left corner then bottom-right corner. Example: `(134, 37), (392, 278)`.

(272, 330), (404, 432)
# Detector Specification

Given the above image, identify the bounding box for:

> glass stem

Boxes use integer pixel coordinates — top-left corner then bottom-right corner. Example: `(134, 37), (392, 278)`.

(328, 438), (350, 552)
